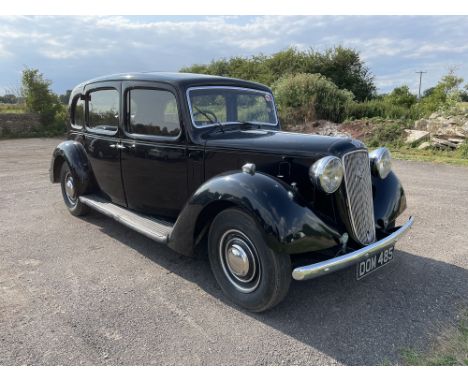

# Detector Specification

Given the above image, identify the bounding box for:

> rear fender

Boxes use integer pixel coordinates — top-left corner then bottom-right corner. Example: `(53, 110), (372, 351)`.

(49, 140), (94, 195)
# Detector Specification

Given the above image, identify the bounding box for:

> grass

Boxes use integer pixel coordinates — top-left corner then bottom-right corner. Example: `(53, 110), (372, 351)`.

(391, 146), (468, 167)
(0, 103), (27, 114)
(401, 310), (468, 366)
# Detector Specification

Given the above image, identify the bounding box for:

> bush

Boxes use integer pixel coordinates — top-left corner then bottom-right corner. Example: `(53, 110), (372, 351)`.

(21, 68), (66, 135)
(272, 73), (354, 123)
(345, 99), (414, 120)
(182, 46), (376, 101)
(459, 141), (468, 159)
(413, 70), (464, 117)
(22, 68), (61, 125)
(365, 122), (406, 148)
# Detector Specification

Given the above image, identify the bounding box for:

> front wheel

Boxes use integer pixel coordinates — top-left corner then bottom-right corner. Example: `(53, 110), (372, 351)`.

(60, 162), (89, 216)
(208, 208), (291, 312)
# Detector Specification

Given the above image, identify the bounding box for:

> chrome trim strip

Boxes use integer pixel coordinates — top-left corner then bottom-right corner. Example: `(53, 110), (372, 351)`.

(292, 217), (414, 281)
(79, 195), (172, 244)
(342, 149), (376, 245)
(186, 86), (279, 129)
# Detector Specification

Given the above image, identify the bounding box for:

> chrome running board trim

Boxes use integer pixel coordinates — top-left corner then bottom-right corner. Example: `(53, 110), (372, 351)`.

(80, 195), (173, 244)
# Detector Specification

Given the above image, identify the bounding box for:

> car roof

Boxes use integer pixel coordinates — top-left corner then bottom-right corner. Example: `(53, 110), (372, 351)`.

(82, 72), (271, 92)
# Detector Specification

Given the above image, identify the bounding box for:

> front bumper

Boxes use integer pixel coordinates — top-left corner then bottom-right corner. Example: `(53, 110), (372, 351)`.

(292, 216), (414, 281)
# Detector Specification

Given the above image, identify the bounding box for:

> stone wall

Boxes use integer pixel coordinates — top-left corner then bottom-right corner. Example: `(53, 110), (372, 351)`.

(0, 113), (41, 137)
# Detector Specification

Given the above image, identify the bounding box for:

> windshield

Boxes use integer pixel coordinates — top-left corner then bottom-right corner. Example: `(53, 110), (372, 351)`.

(187, 86), (278, 128)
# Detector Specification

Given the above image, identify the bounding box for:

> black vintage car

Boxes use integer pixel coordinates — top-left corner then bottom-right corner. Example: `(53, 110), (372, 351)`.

(50, 72), (413, 312)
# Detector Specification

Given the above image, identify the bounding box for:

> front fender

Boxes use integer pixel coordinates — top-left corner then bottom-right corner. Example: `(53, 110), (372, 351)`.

(372, 171), (407, 231)
(169, 171), (342, 256)
(49, 140), (94, 195)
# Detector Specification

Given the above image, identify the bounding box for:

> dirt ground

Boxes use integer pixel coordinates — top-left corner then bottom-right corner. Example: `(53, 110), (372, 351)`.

(0, 138), (467, 365)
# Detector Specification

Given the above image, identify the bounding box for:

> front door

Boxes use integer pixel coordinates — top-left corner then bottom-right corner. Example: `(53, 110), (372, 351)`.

(120, 82), (188, 220)
(82, 81), (126, 206)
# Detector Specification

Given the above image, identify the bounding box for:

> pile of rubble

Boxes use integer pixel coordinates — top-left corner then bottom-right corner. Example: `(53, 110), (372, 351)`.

(286, 120), (354, 138)
(405, 112), (468, 150)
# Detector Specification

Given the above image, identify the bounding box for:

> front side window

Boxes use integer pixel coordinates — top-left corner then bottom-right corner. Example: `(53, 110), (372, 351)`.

(87, 89), (119, 132)
(188, 87), (278, 128)
(71, 97), (84, 128)
(128, 89), (181, 137)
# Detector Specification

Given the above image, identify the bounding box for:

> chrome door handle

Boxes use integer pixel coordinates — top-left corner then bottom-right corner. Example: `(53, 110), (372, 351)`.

(110, 143), (126, 149)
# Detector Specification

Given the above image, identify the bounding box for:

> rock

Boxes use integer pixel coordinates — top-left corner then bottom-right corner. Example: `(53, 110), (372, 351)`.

(431, 137), (458, 149)
(447, 137), (465, 144)
(435, 125), (468, 138)
(463, 121), (468, 134)
(414, 119), (428, 130)
(417, 142), (431, 150)
(429, 112), (440, 119)
(404, 129), (430, 144)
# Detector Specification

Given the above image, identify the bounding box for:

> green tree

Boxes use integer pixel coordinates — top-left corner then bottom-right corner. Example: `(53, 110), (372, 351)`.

(272, 73), (354, 123)
(181, 46), (376, 101)
(385, 85), (417, 109)
(59, 90), (72, 105)
(415, 70), (464, 116)
(21, 68), (62, 125)
(0, 94), (18, 104)
(303, 46), (376, 101)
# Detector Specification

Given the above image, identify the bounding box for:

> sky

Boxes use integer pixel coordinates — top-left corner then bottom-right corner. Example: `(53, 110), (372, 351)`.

(0, 15), (467, 96)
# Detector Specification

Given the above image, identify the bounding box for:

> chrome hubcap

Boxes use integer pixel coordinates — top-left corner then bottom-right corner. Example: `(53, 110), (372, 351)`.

(219, 229), (261, 293)
(64, 173), (76, 203)
(226, 244), (250, 277)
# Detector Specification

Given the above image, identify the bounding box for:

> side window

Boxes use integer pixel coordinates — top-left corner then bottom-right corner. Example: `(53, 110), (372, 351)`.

(87, 89), (119, 132)
(128, 89), (181, 137)
(71, 97), (84, 129)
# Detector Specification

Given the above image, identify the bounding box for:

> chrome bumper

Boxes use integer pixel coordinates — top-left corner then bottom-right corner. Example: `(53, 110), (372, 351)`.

(292, 216), (414, 281)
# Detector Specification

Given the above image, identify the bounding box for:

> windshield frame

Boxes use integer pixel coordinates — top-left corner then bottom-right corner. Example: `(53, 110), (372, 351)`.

(186, 86), (279, 129)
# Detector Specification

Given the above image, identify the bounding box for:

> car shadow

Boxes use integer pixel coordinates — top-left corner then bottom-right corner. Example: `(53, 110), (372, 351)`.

(82, 211), (468, 365)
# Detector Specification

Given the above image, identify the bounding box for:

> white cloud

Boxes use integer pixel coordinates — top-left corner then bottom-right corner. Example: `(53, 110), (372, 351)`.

(0, 15), (467, 94)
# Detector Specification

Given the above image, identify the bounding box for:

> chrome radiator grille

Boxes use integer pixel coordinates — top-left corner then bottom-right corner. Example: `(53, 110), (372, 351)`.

(342, 150), (376, 245)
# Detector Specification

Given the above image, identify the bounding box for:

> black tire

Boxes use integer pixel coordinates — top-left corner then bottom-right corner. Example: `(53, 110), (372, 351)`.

(60, 162), (89, 217)
(208, 208), (291, 312)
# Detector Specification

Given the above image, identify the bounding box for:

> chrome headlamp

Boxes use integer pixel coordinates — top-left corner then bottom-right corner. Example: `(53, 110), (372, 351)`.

(309, 156), (344, 194)
(369, 147), (392, 179)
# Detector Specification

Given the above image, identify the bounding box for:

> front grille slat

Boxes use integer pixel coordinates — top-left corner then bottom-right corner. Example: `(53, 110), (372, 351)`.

(342, 150), (376, 245)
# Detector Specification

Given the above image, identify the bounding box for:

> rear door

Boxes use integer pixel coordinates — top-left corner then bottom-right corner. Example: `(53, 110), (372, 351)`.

(120, 81), (188, 220)
(82, 81), (126, 206)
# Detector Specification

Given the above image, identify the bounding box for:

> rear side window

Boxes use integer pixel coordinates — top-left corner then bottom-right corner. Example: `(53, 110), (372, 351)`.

(87, 89), (119, 132)
(71, 97), (84, 129)
(128, 89), (181, 138)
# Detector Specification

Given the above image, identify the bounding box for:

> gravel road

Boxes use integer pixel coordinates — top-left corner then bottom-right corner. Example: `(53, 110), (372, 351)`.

(0, 138), (467, 365)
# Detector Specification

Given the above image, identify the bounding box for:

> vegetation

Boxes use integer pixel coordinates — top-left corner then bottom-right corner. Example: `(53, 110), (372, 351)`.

(401, 311), (468, 365)
(1, 48), (467, 164)
(182, 46), (376, 102)
(0, 103), (26, 114)
(20, 68), (67, 136)
(272, 73), (354, 123)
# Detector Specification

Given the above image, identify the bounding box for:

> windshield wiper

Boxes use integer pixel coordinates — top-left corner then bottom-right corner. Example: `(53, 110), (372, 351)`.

(235, 121), (261, 130)
(193, 105), (225, 133)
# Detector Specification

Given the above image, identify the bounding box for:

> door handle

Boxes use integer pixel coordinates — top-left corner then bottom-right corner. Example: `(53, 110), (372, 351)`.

(109, 143), (126, 149)
(188, 151), (202, 160)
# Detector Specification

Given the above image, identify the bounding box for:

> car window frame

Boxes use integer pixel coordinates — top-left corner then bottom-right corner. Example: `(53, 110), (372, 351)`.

(84, 86), (121, 137)
(123, 84), (183, 143)
(70, 94), (85, 130)
(186, 86), (279, 129)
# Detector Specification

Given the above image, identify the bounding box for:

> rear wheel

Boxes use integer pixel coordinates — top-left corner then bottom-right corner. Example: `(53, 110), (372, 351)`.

(60, 162), (89, 216)
(208, 208), (291, 312)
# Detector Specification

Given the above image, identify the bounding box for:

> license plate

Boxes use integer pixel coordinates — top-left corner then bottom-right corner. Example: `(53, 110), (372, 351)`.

(356, 245), (395, 280)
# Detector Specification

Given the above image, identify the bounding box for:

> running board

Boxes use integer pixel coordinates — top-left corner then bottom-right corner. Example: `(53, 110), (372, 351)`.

(79, 195), (173, 244)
